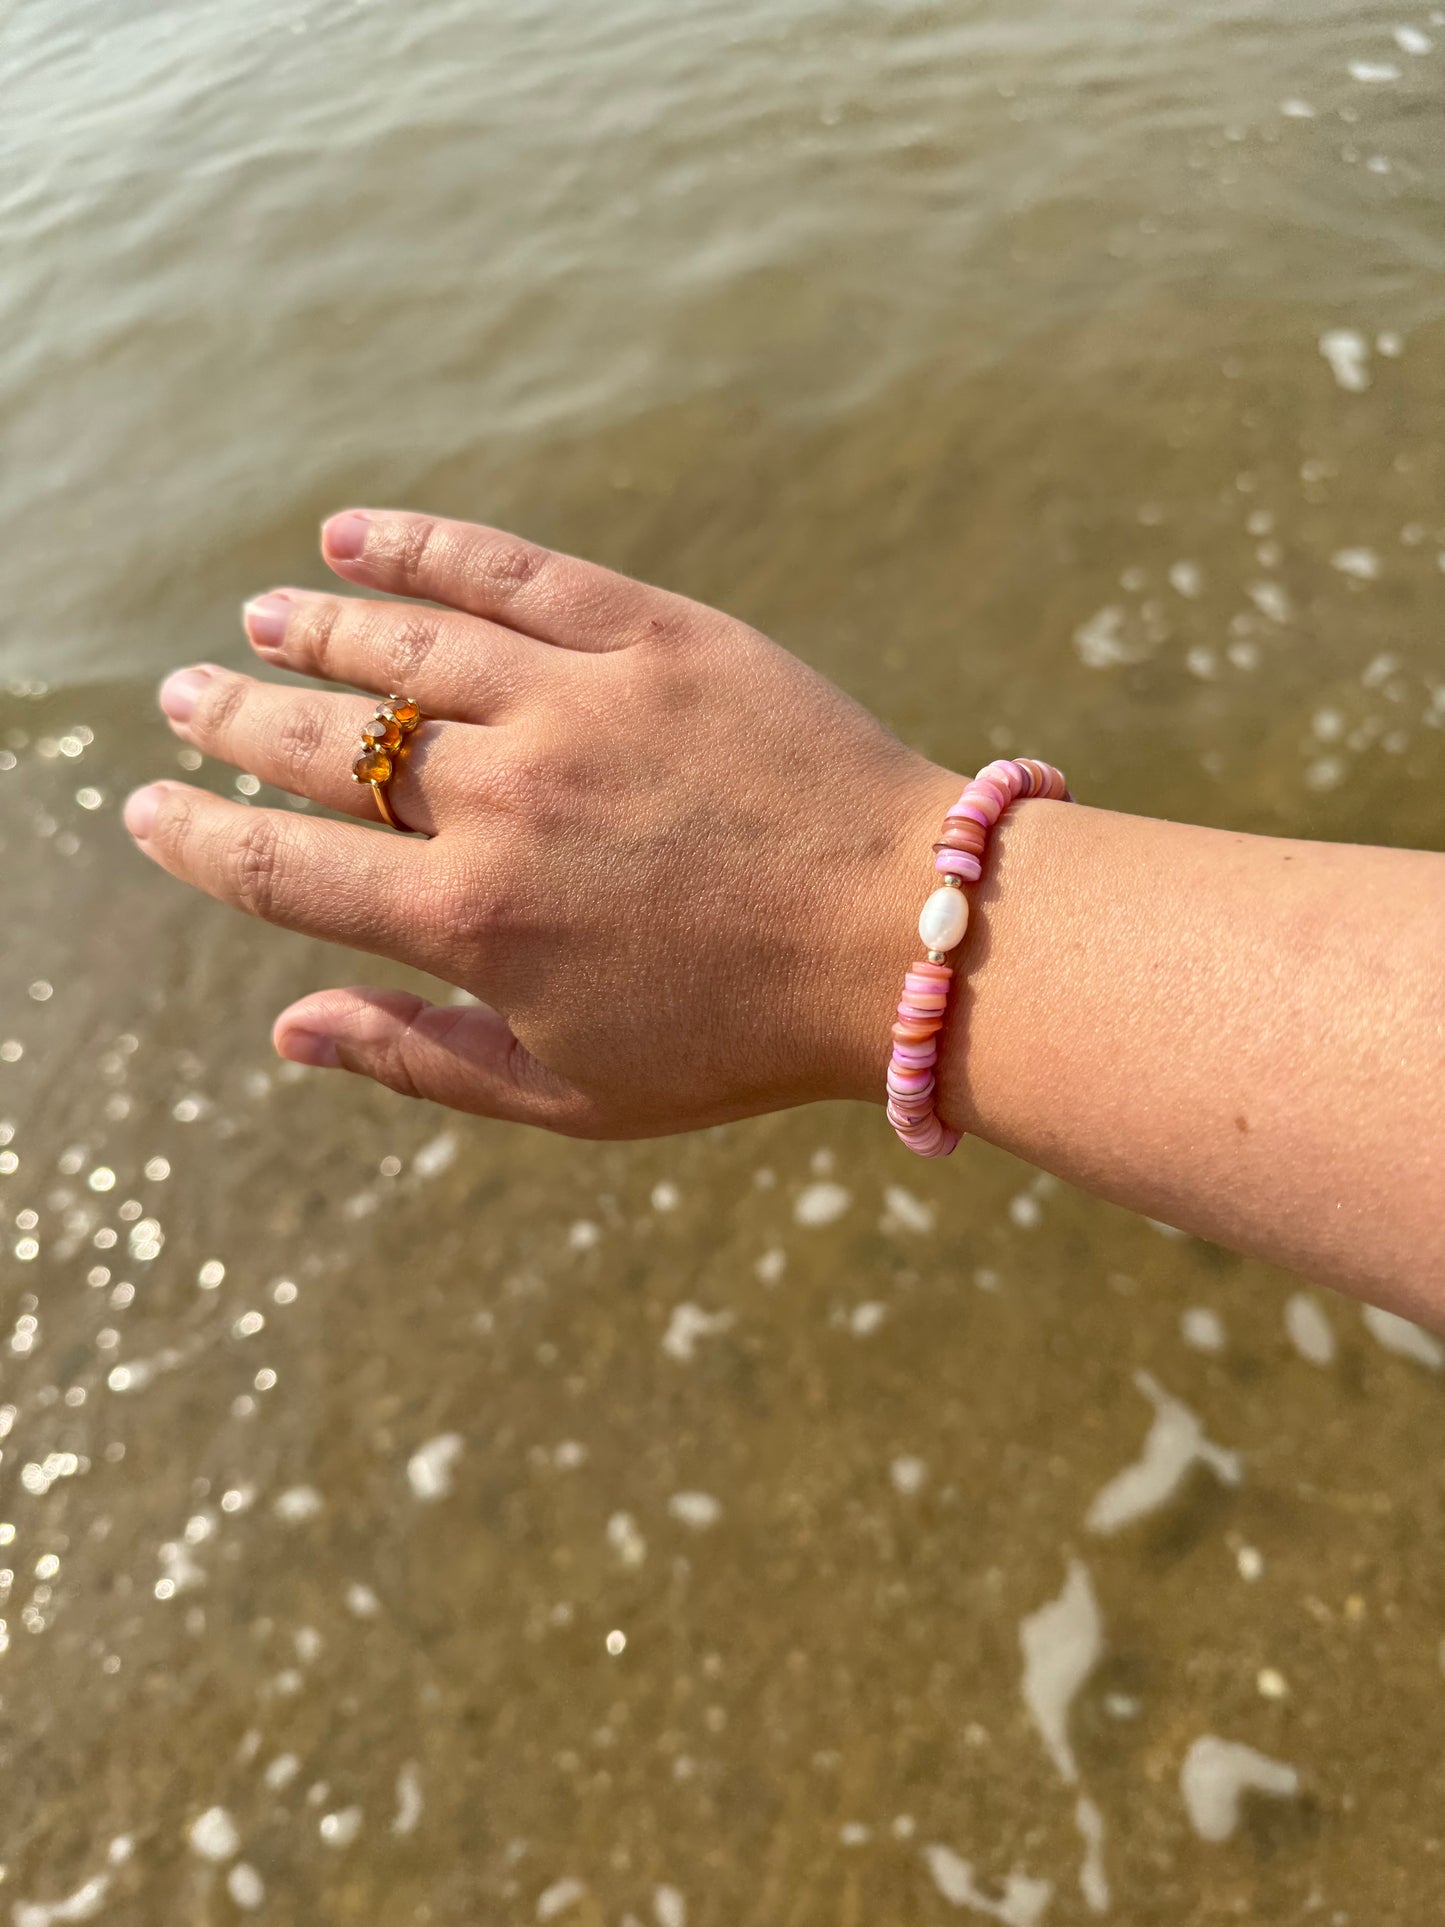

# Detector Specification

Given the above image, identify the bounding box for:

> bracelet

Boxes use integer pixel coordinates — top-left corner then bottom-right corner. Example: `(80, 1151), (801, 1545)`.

(887, 757), (1071, 1157)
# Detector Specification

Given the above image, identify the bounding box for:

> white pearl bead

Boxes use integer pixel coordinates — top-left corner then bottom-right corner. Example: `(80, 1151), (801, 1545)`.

(918, 886), (969, 953)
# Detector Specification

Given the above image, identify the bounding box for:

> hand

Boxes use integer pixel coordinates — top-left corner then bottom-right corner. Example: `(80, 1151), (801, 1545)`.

(126, 510), (957, 1137)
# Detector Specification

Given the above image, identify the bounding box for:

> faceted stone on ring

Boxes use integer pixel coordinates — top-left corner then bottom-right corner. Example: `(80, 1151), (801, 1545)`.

(387, 695), (421, 732)
(353, 748), (393, 784)
(363, 712), (403, 750)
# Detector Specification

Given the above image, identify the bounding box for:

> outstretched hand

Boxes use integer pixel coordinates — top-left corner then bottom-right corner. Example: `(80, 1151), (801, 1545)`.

(127, 511), (956, 1136)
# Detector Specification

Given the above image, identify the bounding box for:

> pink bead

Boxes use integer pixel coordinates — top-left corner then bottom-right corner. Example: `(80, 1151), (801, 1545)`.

(934, 849), (982, 881)
(892, 1043), (937, 1067)
(982, 761), (1023, 796)
(947, 803), (992, 830)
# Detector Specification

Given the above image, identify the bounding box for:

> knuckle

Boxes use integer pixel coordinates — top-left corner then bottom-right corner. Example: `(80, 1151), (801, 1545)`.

(298, 598), (344, 673)
(373, 1026), (428, 1103)
(272, 702), (328, 780)
(394, 515), (442, 588)
(149, 784), (200, 858)
(224, 813), (285, 920)
(469, 536), (549, 603)
(385, 610), (445, 682)
(194, 671), (249, 742)
(427, 852), (509, 956)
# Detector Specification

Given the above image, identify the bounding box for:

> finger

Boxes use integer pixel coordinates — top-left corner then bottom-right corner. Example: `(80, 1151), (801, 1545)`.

(319, 508), (706, 653)
(241, 588), (547, 724)
(273, 988), (595, 1132)
(124, 783), (457, 979)
(157, 664), (475, 835)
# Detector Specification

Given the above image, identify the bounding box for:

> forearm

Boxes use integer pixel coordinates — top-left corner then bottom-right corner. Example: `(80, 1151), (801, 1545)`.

(918, 790), (1444, 1308)
(133, 506), (1442, 1319)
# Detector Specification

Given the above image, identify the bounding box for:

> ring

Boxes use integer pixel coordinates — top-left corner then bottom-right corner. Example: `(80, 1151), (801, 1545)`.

(351, 695), (426, 835)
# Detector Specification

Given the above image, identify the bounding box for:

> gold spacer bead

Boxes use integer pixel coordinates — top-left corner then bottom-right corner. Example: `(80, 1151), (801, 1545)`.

(943, 874), (963, 888)
(926, 949), (946, 964)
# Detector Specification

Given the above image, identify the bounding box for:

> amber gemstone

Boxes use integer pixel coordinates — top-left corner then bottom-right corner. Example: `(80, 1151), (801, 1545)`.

(363, 712), (403, 750)
(353, 748), (393, 784)
(387, 695), (421, 732)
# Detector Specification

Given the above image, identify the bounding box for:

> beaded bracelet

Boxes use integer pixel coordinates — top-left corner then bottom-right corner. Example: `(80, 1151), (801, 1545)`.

(888, 757), (1071, 1156)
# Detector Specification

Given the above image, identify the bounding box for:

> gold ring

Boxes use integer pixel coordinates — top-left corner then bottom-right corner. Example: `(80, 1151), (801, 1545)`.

(351, 695), (426, 835)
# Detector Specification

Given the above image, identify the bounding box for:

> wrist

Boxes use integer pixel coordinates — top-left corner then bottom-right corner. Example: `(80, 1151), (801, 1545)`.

(822, 760), (967, 1109)
(829, 759), (1078, 1145)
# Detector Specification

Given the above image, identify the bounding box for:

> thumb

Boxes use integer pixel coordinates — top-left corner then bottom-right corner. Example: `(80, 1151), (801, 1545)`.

(273, 988), (592, 1131)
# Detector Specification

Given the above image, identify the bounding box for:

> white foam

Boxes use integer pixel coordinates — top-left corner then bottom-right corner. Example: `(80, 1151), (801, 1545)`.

(1284, 1293), (1336, 1366)
(668, 1491), (722, 1531)
(407, 1432), (464, 1501)
(755, 1247), (787, 1285)
(1168, 561), (1203, 598)
(1181, 1307), (1226, 1353)
(1074, 1796), (1110, 1914)
(794, 1181), (851, 1227)
(1348, 59), (1403, 81)
(187, 1806), (239, 1862)
(273, 1485), (323, 1523)
(11, 1846), (129, 1927)
(607, 1511), (648, 1568)
(890, 1455), (928, 1496)
(662, 1304), (733, 1362)
(1362, 1304), (1444, 1369)
(263, 1753), (300, 1791)
(654, 1887), (688, 1927)
(1331, 546), (1380, 580)
(1319, 329), (1371, 392)
(412, 1132), (458, 1178)
(1073, 605), (1142, 670)
(1180, 1736), (1299, 1841)
(157, 1538), (205, 1595)
(227, 1864), (265, 1910)
(1246, 581), (1293, 623)
(12, 1874), (111, 1925)
(1086, 1373), (1240, 1534)
(392, 1762), (424, 1836)
(881, 1186), (936, 1234)
(319, 1807), (363, 1848)
(537, 1877), (588, 1920)
(1393, 24), (1433, 52)
(922, 1846), (1052, 1924)
(1019, 1560), (1102, 1784)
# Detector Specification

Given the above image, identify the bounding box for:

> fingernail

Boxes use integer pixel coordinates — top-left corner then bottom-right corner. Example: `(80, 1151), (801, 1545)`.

(322, 510), (370, 563)
(124, 784), (164, 840)
(275, 1028), (340, 1070)
(243, 591), (292, 654)
(158, 665), (215, 725)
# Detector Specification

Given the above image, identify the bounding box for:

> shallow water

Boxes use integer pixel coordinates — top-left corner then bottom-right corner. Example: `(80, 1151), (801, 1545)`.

(3, 0), (1445, 1920)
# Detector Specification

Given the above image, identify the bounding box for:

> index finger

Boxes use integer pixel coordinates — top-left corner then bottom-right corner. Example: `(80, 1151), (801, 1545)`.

(318, 509), (707, 654)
